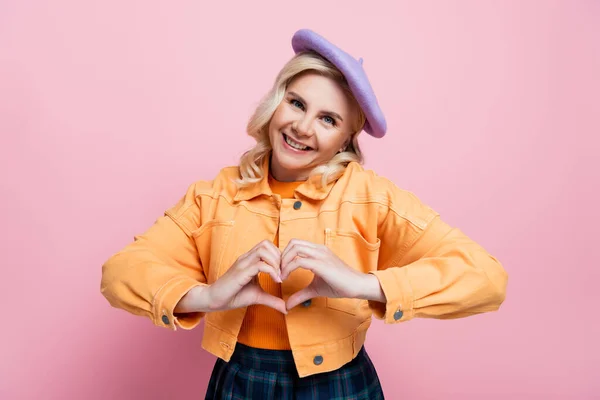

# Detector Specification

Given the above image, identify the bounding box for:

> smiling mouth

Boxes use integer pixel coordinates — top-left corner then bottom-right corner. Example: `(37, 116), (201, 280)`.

(283, 133), (313, 151)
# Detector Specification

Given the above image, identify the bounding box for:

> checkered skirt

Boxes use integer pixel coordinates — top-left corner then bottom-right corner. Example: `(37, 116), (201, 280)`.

(205, 343), (384, 400)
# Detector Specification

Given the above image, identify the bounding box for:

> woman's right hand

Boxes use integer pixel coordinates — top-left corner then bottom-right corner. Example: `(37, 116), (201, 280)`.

(175, 240), (286, 315)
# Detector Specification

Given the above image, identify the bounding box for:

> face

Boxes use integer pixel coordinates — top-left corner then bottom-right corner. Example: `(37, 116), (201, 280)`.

(268, 72), (357, 182)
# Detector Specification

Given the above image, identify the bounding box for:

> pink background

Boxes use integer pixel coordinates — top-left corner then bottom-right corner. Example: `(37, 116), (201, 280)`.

(1, 1), (598, 399)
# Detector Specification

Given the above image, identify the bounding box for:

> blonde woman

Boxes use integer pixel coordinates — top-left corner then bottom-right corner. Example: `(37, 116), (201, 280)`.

(101, 29), (508, 399)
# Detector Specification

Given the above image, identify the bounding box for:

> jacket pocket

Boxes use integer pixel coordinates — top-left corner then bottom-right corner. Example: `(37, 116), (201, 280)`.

(324, 228), (381, 316)
(192, 220), (235, 283)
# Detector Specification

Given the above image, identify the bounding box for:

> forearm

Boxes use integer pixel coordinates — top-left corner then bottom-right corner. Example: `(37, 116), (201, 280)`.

(357, 273), (387, 303)
(370, 227), (508, 323)
(101, 215), (209, 330)
(174, 284), (212, 313)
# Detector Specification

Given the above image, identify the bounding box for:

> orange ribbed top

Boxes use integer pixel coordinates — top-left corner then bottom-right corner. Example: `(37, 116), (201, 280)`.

(236, 175), (303, 349)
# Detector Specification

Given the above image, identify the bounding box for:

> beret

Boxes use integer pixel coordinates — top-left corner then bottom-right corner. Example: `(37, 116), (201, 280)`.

(291, 29), (387, 138)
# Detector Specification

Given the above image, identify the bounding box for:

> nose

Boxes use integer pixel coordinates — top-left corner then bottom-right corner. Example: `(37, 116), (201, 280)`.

(292, 115), (314, 138)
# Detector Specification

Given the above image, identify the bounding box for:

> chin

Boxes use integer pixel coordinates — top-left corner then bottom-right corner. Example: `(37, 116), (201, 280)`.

(271, 151), (309, 178)
(273, 152), (305, 169)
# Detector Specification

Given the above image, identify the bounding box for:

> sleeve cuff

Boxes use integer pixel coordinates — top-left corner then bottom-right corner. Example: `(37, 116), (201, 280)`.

(368, 267), (415, 324)
(152, 276), (207, 331)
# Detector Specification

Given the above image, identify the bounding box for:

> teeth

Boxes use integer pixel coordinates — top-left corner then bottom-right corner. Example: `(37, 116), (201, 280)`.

(284, 134), (309, 150)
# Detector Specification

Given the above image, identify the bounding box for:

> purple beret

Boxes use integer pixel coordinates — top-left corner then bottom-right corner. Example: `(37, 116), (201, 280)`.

(291, 29), (387, 138)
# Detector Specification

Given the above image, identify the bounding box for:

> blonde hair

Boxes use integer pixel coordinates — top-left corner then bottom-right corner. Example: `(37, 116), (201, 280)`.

(235, 51), (367, 189)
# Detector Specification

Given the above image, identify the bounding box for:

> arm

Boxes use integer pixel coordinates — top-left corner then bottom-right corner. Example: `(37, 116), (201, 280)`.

(100, 183), (208, 331)
(368, 187), (508, 324)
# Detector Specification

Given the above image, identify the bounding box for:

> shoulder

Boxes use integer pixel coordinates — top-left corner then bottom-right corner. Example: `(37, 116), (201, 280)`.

(165, 165), (241, 232)
(181, 165), (241, 200)
(338, 161), (411, 200)
(340, 162), (438, 229)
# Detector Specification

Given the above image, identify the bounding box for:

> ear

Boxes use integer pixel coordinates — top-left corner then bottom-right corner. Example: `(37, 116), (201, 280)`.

(339, 137), (351, 153)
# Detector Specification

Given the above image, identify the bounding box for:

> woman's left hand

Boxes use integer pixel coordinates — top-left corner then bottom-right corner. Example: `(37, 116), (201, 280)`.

(280, 238), (383, 310)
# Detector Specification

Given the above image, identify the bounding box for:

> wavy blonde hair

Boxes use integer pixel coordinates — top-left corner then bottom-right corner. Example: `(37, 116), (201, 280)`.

(235, 51), (367, 189)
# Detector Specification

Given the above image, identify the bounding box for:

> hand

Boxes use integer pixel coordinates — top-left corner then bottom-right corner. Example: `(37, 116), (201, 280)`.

(185, 240), (287, 314)
(280, 239), (375, 310)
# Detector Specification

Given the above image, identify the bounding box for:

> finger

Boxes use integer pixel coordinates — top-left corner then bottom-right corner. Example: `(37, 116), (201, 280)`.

(254, 291), (288, 314)
(281, 239), (319, 261)
(281, 242), (314, 267)
(235, 284), (287, 314)
(239, 246), (280, 275)
(241, 240), (280, 263)
(255, 262), (282, 283)
(286, 285), (317, 310)
(281, 244), (323, 274)
(280, 256), (320, 281)
(254, 247), (281, 273)
(236, 260), (280, 284)
(257, 239), (281, 261)
(260, 240), (282, 263)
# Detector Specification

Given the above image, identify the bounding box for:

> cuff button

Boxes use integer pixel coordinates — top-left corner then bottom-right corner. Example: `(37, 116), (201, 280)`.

(393, 310), (403, 321)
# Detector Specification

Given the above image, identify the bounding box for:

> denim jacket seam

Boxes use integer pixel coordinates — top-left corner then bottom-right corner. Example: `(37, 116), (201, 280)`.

(385, 228), (422, 269)
(346, 191), (435, 230)
(387, 205), (430, 230)
(209, 193), (281, 219)
(277, 198), (385, 220)
(151, 275), (187, 317)
(205, 319), (238, 338)
(233, 204), (280, 218)
(290, 323), (367, 351)
(165, 206), (196, 237)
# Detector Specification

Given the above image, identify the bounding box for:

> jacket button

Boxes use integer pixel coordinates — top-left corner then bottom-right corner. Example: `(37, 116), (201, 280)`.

(162, 315), (170, 325)
(302, 299), (312, 307)
(293, 201), (302, 210)
(313, 355), (323, 365)
(393, 309), (403, 321)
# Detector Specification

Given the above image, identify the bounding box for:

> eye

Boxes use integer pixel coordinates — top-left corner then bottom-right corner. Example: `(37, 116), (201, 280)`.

(322, 115), (336, 126)
(290, 99), (304, 110)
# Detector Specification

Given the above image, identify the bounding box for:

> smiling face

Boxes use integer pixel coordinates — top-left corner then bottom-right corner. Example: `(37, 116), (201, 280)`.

(268, 72), (358, 182)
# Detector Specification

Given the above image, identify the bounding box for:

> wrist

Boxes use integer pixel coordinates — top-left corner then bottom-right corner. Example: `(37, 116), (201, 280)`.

(175, 284), (211, 313)
(358, 273), (387, 303)
(195, 284), (214, 312)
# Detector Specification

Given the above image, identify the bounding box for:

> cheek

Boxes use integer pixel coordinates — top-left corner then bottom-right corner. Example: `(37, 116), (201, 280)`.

(271, 105), (289, 124)
(321, 128), (348, 146)
(268, 109), (284, 135)
(315, 134), (343, 154)
(276, 104), (301, 125)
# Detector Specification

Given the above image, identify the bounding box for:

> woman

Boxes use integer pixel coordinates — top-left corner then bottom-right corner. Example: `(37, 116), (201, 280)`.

(101, 29), (508, 399)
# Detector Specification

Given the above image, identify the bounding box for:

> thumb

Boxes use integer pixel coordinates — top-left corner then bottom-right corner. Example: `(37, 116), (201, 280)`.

(253, 289), (288, 315)
(286, 285), (317, 310)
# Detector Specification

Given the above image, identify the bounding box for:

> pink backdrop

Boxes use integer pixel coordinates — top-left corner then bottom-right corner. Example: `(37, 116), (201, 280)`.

(1, 1), (598, 399)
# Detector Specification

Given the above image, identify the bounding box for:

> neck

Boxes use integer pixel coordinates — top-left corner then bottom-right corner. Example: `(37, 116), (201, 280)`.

(268, 155), (308, 182)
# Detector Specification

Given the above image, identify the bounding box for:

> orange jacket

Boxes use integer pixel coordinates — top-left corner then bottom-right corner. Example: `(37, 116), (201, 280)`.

(101, 159), (508, 377)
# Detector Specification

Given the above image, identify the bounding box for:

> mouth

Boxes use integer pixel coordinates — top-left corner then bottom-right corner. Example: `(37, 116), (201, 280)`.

(282, 133), (314, 152)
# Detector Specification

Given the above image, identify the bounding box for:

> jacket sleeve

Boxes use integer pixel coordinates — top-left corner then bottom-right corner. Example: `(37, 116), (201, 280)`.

(100, 182), (208, 331)
(368, 185), (508, 324)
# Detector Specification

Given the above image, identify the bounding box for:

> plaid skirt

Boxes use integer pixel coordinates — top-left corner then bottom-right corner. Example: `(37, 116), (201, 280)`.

(205, 343), (384, 400)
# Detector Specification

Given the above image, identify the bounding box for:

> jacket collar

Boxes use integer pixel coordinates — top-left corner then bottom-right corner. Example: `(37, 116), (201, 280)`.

(233, 155), (349, 202)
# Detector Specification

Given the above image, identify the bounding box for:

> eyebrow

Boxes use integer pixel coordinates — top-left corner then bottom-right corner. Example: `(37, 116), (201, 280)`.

(288, 91), (344, 122)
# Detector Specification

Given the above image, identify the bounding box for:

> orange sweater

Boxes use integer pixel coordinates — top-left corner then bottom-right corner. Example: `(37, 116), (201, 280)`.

(237, 175), (302, 349)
